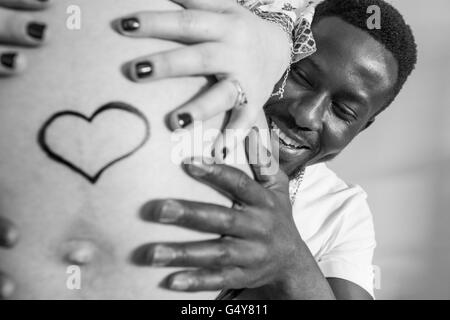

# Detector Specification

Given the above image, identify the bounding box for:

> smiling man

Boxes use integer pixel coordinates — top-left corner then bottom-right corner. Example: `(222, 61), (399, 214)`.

(134, 0), (418, 300)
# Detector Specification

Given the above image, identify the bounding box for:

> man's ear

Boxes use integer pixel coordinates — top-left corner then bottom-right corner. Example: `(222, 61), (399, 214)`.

(361, 118), (376, 132)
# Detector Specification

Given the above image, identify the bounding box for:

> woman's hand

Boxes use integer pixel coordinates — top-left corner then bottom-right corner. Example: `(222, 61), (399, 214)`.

(116, 0), (293, 159)
(0, 216), (19, 300)
(133, 128), (308, 295)
(0, 0), (50, 76)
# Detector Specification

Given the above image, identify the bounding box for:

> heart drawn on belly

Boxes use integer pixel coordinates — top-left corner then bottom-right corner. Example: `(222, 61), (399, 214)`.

(38, 102), (150, 184)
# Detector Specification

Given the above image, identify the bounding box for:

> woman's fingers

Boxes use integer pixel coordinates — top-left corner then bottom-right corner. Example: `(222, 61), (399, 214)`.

(125, 43), (228, 82)
(0, 8), (48, 46)
(211, 105), (257, 162)
(0, 216), (19, 248)
(0, 272), (15, 300)
(168, 79), (237, 130)
(0, 49), (26, 76)
(124, 43), (240, 131)
(0, 3), (50, 75)
(116, 10), (227, 43)
(0, 0), (51, 10)
(245, 127), (273, 174)
(245, 127), (289, 192)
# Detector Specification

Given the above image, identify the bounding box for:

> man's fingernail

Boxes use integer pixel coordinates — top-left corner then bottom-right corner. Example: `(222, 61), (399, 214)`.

(169, 275), (192, 291)
(158, 200), (184, 223)
(177, 113), (192, 128)
(0, 53), (17, 69)
(27, 22), (47, 40)
(135, 61), (153, 79)
(151, 246), (177, 266)
(121, 17), (140, 32)
(185, 158), (214, 177)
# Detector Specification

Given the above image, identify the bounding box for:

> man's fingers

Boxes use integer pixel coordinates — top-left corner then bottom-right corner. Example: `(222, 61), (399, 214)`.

(163, 268), (246, 292)
(141, 199), (258, 237)
(182, 158), (268, 206)
(125, 43), (228, 82)
(116, 10), (227, 42)
(134, 238), (256, 269)
(0, 0), (51, 10)
(0, 8), (48, 46)
(168, 79), (238, 130)
(0, 272), (15, 300)
(0, 216), (19, 248)
(169, 0), (236, 12)
(0, 49), (26, 76)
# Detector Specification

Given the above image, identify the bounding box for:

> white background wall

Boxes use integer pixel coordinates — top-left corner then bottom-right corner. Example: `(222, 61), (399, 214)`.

(328, 0), (450, 299)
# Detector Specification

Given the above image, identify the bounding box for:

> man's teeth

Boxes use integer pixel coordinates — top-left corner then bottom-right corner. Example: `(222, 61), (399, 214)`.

(270, 121), (303, 149)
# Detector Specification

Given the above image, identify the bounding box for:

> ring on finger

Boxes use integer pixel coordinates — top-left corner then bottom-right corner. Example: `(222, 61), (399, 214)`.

(228, 78), (248, 110)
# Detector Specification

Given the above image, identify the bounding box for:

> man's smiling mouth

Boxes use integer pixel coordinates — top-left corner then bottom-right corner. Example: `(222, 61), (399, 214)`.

(269, 118), (311, 151)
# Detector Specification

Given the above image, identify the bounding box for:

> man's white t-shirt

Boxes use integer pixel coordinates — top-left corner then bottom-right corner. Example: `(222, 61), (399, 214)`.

(292, 162), (377, 297)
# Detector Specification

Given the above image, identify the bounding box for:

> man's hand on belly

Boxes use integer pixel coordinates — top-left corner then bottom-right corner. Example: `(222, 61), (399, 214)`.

(0, 216), (19, 299)
(132, 129), (308, 294)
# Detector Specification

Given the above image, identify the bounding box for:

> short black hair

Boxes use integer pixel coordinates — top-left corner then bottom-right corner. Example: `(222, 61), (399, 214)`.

(313, 0), (418, 114)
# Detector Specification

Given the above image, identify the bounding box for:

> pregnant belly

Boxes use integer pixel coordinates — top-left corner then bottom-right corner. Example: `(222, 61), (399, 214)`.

(0, 0), (256, 299)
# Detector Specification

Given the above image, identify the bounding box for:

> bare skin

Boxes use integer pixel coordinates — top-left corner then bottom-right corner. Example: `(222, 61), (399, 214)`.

(0, 0), (266, 299)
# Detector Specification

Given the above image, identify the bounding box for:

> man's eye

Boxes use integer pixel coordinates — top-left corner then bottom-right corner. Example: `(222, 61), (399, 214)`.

(332, 103), (356, 123)
(292, 69), (313, 88)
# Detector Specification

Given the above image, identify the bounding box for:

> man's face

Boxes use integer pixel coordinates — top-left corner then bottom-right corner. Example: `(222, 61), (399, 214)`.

(264, 17), (399, 177)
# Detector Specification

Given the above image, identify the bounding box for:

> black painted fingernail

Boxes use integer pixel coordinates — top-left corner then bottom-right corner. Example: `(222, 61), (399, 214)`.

(211, 147), (228, 160)
(27, 22), (47, 40)
(121, 17), (140, 32)
(135, 61), (153, 79)
(0, 53), (17, 69)
(222, 147), (228, 159)
(177, 113), (192, 128)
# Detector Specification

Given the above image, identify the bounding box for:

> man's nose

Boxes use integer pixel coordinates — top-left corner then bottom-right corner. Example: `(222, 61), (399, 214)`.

(288, 93), (328, 132)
